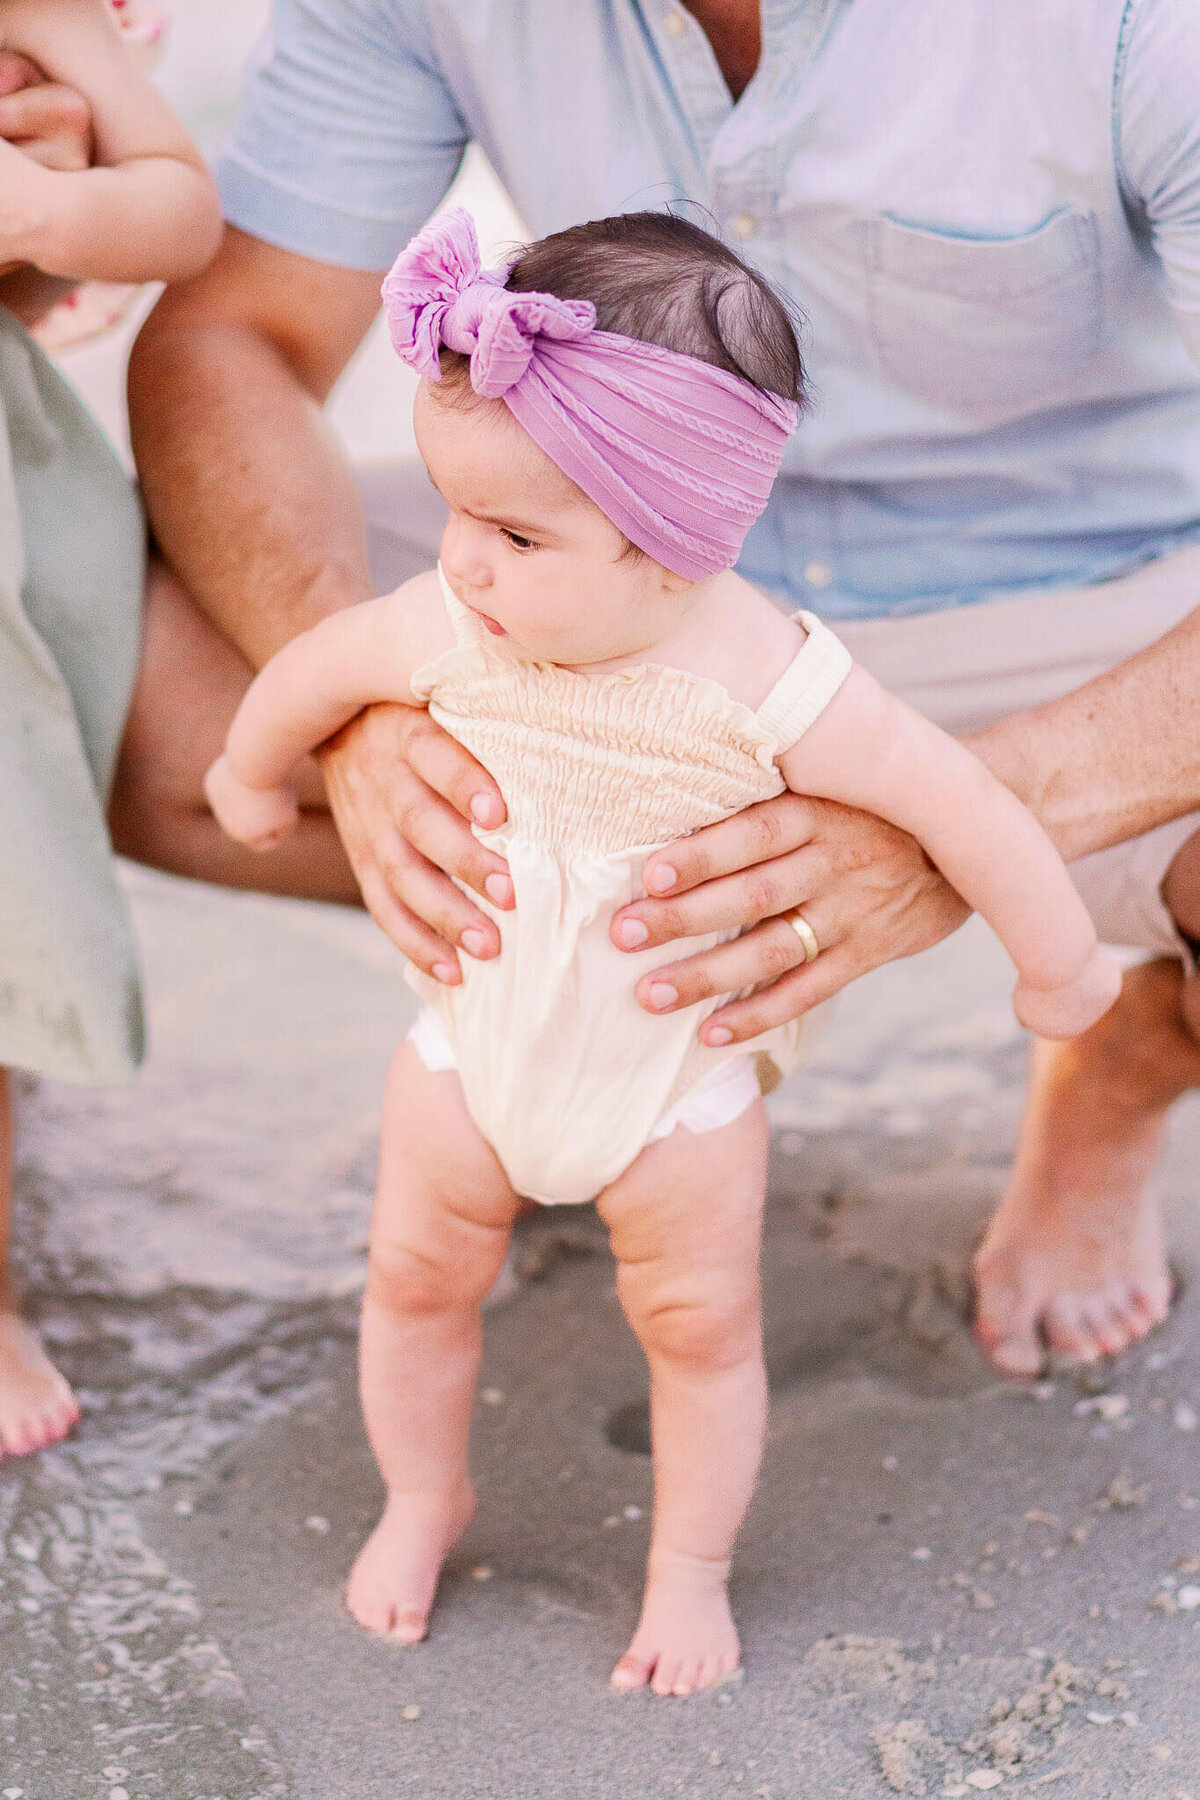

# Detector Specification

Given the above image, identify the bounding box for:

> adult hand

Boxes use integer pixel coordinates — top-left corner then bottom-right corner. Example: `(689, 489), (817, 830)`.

(318, 702), (514, 984)
(0, 52), (92, 172)
(610, 791), (971, 1043)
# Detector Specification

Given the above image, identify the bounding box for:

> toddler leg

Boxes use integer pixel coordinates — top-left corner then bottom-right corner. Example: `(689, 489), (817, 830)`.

(0, 1069), (81, 1459)
(597, 1099), (770, 1697)
(345, 1041), (521, 1643)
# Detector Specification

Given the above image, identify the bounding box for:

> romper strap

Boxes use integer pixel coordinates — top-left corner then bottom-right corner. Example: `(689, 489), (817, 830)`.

(436, 562), (489, 648)
(754, 610), (854, 754)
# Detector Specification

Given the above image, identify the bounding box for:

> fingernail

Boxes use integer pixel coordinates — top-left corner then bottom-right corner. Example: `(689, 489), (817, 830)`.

(703, 1024), (733, 1046)
(647, 982), (678, 1012)
(646, 864), (677, 894)
(484, 873), (513, 906)
(461, 929), (488, 957)
(432, 961), (459, 984)
(471, 793), (500, 827)
(617, 919), (649, 950)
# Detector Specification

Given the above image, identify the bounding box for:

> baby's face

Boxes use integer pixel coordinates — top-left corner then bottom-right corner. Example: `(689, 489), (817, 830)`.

(414, 382), (694, 665)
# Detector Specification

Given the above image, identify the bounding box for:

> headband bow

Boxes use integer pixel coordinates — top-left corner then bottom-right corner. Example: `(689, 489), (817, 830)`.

(382, 208), (797, 581)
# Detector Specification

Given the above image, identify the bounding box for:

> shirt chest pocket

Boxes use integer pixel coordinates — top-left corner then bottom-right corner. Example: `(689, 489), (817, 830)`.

(865, 207), (1102, 422)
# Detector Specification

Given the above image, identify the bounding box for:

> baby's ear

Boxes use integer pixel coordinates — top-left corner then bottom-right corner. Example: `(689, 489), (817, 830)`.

(660, 567), (695, 595)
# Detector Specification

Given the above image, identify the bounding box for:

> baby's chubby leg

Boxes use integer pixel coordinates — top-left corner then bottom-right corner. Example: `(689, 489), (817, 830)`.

(346, 1040), (521, 1643)
(598, 1098), (770, 1697)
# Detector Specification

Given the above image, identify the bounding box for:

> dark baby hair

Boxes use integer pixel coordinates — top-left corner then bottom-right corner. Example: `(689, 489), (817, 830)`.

(440, 210), (805, 408)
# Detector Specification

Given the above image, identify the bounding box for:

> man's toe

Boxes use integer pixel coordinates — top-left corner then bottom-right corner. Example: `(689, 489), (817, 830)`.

(1043, 1296), (1102, 1362)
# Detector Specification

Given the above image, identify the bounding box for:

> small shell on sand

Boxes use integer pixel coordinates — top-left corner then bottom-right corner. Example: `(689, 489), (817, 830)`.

(1073, 1394), (1129, 1422)
(402, 1704), (421, 1721)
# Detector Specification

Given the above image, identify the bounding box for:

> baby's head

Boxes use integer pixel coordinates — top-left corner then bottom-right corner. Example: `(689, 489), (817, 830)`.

(392, 210), (803, 663)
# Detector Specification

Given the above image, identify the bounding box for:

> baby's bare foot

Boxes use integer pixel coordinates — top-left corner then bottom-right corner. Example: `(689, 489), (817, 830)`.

(0, 1310), (81, 1459)
(345, 1483), (476, 1644)
(611, 1550), (739, 1697)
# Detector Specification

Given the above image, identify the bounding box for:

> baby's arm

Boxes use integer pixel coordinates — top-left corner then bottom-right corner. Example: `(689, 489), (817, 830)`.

(0, 0), (220, 282)
(205, 573), (449, 853)
(779, 662), (1122, 1039)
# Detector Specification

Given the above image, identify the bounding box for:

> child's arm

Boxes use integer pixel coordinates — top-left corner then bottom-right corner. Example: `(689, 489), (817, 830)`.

(0, 0), (220, 282)
(779, 662), (1122, 1039)
(205, 573), (450, 853)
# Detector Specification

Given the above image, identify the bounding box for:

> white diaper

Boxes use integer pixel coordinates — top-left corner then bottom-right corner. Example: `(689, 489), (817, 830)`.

(406, 1004), (761, 1200)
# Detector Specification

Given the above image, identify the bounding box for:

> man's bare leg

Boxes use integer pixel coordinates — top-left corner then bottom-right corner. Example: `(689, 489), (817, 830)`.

(108, 558), (360, 901)
(0, 1069), (81, 1458)
(974, 830), (1200, 1375)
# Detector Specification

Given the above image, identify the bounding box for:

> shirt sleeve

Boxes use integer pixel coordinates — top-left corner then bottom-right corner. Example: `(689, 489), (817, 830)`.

(216, 0), (468, 272)
(1116, 0), (1200, 370)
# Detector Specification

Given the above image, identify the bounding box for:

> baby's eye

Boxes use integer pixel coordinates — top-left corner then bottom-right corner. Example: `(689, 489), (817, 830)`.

(501, 528), (538, 552)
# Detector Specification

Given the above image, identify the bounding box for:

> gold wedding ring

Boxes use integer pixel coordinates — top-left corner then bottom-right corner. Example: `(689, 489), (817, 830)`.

(784, 908), (820, 963)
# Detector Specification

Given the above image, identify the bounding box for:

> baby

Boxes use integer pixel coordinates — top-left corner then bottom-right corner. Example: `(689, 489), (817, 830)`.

(206, 209), (1120, 1696)
(0, 0), (220, 1462)
(0, 0), (218, 286)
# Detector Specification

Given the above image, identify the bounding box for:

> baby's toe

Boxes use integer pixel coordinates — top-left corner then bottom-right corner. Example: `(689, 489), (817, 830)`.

(651, 1655), (683, 1697)
(611, 1654), (652, 1691)
(671, 1657), (704, 1697)
(387, 1610), (428, 1646)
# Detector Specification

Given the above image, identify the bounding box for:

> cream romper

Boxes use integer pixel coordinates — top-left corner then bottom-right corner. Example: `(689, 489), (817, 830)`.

(406, 569), (852, 1205)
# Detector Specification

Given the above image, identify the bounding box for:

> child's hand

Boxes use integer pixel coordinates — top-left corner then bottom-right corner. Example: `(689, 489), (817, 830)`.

(1012, 945), (1122, 1040)
(0, 52), (92, 173)
(0, 133), (55, 265)
(204, 754), (300, 854)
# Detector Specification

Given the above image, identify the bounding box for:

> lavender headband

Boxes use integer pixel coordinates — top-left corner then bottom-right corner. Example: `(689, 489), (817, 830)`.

(381, 208), (797, 581)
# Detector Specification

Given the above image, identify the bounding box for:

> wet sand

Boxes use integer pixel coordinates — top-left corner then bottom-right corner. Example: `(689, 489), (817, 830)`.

(3, 872), (1198, 1799)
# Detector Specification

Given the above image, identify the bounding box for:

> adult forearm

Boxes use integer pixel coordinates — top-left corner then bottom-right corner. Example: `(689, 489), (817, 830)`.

(965, 604), (1200, 863)
(128, 305), (374, 670)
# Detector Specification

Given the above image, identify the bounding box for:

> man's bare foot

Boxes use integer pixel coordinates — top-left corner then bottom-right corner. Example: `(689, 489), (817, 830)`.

(0, 1309), (81, 1458)
(344, 1482), (476, 1643)
(611, 1550), (739, 1697)
(974, 959), (1199, 1377)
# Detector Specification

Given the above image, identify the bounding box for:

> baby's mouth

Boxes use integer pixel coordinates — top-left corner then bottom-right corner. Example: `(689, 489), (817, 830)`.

(470, 606), (507, 637)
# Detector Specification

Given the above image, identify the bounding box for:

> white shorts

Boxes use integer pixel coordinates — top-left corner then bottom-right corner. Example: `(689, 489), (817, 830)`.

(359, 458), (1200, 970)
(407, 1005), (761, 1164)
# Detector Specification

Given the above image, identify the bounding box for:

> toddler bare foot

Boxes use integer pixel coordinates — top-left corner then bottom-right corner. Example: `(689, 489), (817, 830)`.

(611, 1550), (739, 1697)
(0, 1310), (81, 1458)
(345, 1482), (476, 1643)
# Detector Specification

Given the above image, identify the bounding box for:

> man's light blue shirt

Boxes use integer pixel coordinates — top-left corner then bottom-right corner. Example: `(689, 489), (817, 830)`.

(218, 0), (1200, 619)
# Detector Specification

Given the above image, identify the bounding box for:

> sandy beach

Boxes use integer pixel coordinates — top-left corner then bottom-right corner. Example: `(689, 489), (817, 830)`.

(1, 14), (1198, 1796)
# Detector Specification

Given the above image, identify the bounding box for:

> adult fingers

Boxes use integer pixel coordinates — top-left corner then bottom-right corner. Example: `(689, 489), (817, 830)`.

(699, 942), (866, 1045)
(320, 707), (511, 908)
(394, 705), (507, 831)
(358, 864), (461, 984)
(614, 844), (828, 951)
(633, 908), (834, 1018)
(390, 761), (512, 907)
(638, 792), (820, 900)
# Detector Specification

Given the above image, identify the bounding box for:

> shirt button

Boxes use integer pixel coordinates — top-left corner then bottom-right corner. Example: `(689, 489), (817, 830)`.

(804, 559), (833, 589)
(664, 9), (687, 36)
(729, 211), (756, 240)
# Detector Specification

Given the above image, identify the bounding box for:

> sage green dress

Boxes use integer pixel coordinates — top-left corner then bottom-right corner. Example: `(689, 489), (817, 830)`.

(0, 304), (145, 1083)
